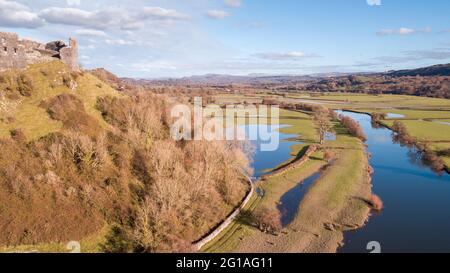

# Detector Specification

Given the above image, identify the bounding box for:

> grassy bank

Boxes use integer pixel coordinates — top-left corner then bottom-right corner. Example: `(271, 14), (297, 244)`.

(344, 108), (450, 170)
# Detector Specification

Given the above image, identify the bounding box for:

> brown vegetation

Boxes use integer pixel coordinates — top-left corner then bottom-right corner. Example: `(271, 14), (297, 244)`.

(369, 194), (384, 211)
(392, 121), (414, 145)
(0, 70), (251, 252)
(40, 93), (102, 137)
(339, 115), (367, 142)
(392, 121), (445, 172)
(371, 112), (387, 125)
(313, 107), (333, 145)
(323, 149), (334, 162)
(304, 75), (450, 99)
(253, 208), (282, 235)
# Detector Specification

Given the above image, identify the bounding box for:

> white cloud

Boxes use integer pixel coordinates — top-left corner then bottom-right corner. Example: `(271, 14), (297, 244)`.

(225, 0), (242, 8)
(105, 39), (133, 46)
(367, 0), (381, 6)
(75, 28), (108, 37)
(39, 6), (189, 30)
(67, 0), (81, 6)
(39, 7), (103, 28)
(255, 51), (318, 61)
(140, 7), (190, 21)
(206, 10), (230, 20)
(377, 27), (432, 36)
(0, 0), (45, 28)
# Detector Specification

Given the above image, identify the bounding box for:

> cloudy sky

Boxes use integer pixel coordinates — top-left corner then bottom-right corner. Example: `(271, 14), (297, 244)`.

(1, 0), (450, 78)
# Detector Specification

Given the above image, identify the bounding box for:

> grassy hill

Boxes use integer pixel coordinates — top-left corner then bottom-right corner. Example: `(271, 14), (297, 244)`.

(0, 61), (120, 141)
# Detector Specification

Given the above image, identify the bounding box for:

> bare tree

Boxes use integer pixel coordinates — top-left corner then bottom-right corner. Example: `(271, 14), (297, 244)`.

(313, 110), (333, 145)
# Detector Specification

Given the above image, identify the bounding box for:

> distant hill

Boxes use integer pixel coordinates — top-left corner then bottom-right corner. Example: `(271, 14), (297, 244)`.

(387, 63), (450, 77)
(135, 64), (450, 87)
(136, 72), (372, 86)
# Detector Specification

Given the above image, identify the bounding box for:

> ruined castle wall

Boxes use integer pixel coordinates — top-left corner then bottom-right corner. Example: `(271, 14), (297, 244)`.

(0, 32), (79, 72)
(0, 32), (27, 70)
(60, 38), (79, 71)
(20, 39), (54, 65)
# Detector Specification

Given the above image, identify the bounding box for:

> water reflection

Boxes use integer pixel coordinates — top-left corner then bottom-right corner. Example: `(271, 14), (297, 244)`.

(336, 110), (450, 253)
(239, 124), (302, 179)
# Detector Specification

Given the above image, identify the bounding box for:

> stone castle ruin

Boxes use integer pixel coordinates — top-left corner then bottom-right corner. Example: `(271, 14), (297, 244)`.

(0, 32), (79, 72)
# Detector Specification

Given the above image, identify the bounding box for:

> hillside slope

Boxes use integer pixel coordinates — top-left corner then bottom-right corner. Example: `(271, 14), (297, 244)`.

(0, 61), (120, 140)
(0, 62), (250, 252)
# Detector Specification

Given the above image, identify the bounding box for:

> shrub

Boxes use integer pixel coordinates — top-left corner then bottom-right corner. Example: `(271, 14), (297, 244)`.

(371, 112), (387, 124)
(16, 73), (33, 97)
(324, 149), (334, 162)
(369, 194), (384, 211)
(10, 128), (26, 142)
(41, 93), (101, 136)
(391, 121), (416, 146)
(62, 74), (73, 88)
(339, 115), (367, 142)
(262, 98), (278, 105)
(422, 150), (445, 173)
(253, 208), (282, 234)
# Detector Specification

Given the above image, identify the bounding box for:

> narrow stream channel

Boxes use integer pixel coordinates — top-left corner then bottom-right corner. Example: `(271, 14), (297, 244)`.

(336, 111), (450, 253)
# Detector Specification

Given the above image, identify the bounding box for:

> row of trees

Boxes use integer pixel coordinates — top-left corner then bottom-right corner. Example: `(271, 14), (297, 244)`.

(339, 115), (367, 142)
(391, 121), (445, 173)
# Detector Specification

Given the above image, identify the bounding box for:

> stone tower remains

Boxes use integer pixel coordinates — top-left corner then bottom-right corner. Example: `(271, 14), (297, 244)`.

(0, 32), (79, 72)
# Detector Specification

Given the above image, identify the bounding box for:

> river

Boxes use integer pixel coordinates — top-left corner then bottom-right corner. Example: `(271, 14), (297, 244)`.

(336, 110), (450, 253)
(242, 124), (301, 179)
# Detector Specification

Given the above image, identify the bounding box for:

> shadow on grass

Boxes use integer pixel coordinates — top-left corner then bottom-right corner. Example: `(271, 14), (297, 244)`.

(235, 210), (258, 229)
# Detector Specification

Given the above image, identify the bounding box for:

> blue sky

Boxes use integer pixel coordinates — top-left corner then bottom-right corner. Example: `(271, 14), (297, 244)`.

(1, 0), (449, 78)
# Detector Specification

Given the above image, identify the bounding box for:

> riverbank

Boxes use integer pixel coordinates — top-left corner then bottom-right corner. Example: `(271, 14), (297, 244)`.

(343, 109), (450, 173)
(338, 110), (450, 252)
(203, 119), (373, 253)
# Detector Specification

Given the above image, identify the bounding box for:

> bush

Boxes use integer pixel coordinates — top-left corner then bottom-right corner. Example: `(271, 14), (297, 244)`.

(253, 208), (282, 234)
(41, 93), (101, 136)
(324, 149), (334, 162)
(371, 112), (387, 124)
(422, 150), (445, 173)
(16, 73), (33, 97)
(339, 115), (367, 142)
(369, 194), (384, 211)
(392, 122), (445, 172)
(10, 128), (26, 142)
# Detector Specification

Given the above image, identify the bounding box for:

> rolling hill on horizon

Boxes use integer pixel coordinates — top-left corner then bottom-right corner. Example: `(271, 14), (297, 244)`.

(132, 63), (450, 86)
